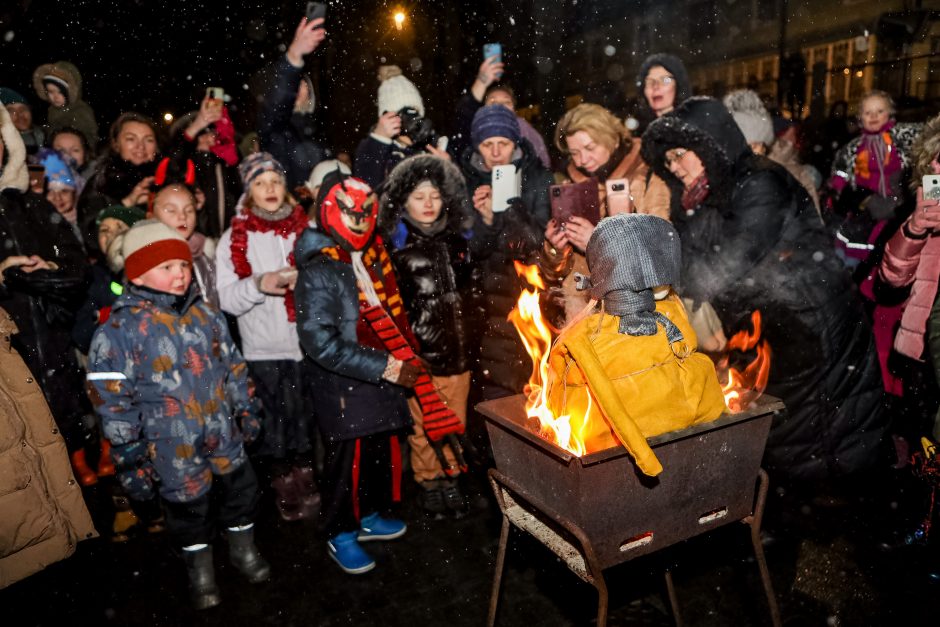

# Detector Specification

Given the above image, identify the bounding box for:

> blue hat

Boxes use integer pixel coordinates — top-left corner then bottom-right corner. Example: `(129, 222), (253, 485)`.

(0, 87), (27, 106)
(38, 149), (78, 190)
(471, 104), (521, 148)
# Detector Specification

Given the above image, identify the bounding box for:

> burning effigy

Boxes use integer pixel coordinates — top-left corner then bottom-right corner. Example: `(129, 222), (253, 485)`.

(510, 214), (729, 476)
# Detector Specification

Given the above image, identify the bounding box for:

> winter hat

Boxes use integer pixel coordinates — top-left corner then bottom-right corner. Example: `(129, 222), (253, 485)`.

(119, 219), (192, 281)
(0, 103), (28, 192)
(0, 88), (27, 106)
(723, 90), (774, 147)
(637, 54), (692, 100)
(38, 149), (78, 190)
(471, 104), (521, 147)
(238, 151), (286, 187)
(580, 213), (681, 336)
(305, 159), (351, 194)
(96, 204), (147, 227)
(377, 65), (424, 117)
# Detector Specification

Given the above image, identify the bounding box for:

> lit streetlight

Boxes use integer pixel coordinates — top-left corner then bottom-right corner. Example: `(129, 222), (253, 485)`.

(394, 11), (405, 31)
(163, 112), (174, 123)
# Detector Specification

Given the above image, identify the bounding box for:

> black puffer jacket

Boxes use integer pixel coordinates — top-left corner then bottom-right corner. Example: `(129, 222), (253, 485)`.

(642, 97), (886, 481)
(460, 139), (553, 393)
(77, 154), (157, 255)
(379, 155), (475, 376)
(293, 228), (411, 443)
(0, 190), (89, 449)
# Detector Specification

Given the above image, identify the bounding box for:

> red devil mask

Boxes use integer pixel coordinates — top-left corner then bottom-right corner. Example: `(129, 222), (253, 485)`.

(317, 177), (378, 252)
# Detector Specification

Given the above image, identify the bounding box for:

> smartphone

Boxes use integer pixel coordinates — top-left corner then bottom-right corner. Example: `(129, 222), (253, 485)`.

(923, 174), (940, 201)
(550, 179), (601, 226)
(306, 1), (327, 23)
(605, 178), (633, 215)
(206, 86), (225, 101)
(491, 164), (520, 213)
(483, 42), (502, 63)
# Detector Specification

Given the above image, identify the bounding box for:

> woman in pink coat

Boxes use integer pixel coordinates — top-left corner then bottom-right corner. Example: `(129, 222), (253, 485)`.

(878, 114), (940, 440)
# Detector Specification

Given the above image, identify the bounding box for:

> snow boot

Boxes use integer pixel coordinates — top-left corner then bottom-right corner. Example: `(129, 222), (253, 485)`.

(417, 479), (447, 516)
(441, 478), (469, 517)
(97, 438), (116, 477)
(69, 449), (97, 486)
(270, 472), (305, 522)
(327, 531), (375, 574)
(292, 465), (321, 519)
(182, 545), (221, 610)
(227, 525), (271, 583)
(357, 512), (407, 542)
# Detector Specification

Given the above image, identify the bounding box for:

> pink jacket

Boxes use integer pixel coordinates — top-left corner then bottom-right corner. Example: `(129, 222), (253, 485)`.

(879, 226), (940, 361)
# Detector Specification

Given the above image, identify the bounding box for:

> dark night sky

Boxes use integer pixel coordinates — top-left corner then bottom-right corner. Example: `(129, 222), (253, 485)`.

(1, 0), (586, 154)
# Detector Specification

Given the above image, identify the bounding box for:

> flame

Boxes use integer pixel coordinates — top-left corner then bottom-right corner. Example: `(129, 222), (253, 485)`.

(717, 310), (772, 413)
(508, 262), (590, 456)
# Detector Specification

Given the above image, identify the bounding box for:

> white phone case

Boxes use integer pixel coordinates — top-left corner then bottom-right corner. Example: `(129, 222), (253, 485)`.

(923, 175), (940, 200)
(491, 165), (521, 213)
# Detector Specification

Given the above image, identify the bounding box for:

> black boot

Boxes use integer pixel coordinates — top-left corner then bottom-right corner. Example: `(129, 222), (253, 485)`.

(182, 546), (221, 610)
(227, 526), (271, 583)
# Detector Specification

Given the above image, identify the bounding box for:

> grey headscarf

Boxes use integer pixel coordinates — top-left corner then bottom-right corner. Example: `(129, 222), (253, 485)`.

(575, 214), (683, 339)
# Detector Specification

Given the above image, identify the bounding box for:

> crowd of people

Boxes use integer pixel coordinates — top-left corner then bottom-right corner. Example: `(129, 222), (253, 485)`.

(2, 15), (939, 610)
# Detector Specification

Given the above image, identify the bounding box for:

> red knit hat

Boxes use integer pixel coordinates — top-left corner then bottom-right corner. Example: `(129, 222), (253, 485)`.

(120, 219), (193, 280)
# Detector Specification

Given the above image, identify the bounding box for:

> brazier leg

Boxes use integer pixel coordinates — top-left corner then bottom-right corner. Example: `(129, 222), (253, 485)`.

(746, 468), (782, 627)
(487, 515), (511, 627)
(664, 569), (683, 627)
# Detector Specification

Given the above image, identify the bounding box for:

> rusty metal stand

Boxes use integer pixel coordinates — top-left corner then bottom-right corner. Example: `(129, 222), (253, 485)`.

(486, 467), (781, 627)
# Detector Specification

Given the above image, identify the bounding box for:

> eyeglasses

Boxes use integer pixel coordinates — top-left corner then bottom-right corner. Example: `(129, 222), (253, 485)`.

(664, 148), (688, 165)
(643, 75), (675, 89)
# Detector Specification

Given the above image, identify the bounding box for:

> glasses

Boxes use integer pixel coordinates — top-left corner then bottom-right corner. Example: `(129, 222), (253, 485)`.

(664, 148), (688, 165)
(643, 75), (675, 89)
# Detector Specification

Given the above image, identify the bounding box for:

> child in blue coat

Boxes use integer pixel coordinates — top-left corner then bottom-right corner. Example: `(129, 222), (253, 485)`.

(87, 220), (267, 610)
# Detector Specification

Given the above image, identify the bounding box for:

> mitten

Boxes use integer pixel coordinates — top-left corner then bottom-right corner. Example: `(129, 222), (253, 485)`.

(236, 399), (263, 444)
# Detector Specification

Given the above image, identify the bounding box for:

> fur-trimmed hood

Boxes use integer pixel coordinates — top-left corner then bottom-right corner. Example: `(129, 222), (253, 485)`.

(641, 96), (751, 214)
(911, 111), (940, 188)
(33, 61), (84, 104)
(378, 154), (472, 239)
(0, 104), (28, 192)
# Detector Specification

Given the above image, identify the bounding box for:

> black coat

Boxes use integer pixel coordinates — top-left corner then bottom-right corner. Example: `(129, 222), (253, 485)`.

(258, 57), (327, 189)
(642, 97), (886, 481)
(354, 135), (421, 191)
(76, 154), (156, 254)
(293, 228), (411, 443)
(0, 190), (90, 447)
(460, 140), (553, 393)
(379, 154), (476, 376)
(171, 134), (241, 239)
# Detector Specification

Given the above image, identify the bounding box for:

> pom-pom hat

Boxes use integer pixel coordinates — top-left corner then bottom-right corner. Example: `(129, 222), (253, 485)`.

(121, 219), (192, 281)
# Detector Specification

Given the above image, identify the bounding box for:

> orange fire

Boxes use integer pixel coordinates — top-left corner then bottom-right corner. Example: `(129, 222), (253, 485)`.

(508, 262), (592, 456)
(717, 310), (772, 413)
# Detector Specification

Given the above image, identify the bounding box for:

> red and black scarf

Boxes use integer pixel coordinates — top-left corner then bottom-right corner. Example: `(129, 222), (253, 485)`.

(230, 205), (309, 322)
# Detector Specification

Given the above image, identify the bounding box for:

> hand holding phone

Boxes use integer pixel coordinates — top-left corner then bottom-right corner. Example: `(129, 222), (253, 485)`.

(605, 178), (633, 215)
(491, 165), (521, 213)
(482, 43), (504, 80)
(306, 2), (327, 24)
(910, 179), (940, 235)
(550, 179), (601, 227)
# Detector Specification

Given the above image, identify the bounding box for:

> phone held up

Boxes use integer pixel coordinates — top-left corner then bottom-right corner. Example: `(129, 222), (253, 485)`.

(605, 178), (633, 215)
(491, 165), (520, 214)
(483, 42), (502, 63)
(923, 174), (940, 201)
(550, 179), (601, 227)
(306, 2), (327, 24)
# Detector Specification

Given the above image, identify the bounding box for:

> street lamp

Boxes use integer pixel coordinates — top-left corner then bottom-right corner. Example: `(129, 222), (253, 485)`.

(394, 10), (405, 31)
(163, 112), (174, 124)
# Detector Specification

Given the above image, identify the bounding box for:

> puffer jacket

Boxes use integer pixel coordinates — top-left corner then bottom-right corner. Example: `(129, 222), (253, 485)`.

(379, 155), (475, 375)
(0, 308), (97, 589)
(294, 228), (411, 443)
(87, 284), (253, 503)
(460, 139), (553, 393)
(879, 225), (940, 361)
(642, 97), (887, 481)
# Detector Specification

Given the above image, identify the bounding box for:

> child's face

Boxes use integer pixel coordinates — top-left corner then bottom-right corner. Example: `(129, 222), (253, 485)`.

(250, 171), (287, 213)
(131, 259), (192, 295)
(52, 132), (86, 167)
(860, 96), (891, 133)
(152, 187), (197, 239)
(46, 83), (67, 108)
(405, 182), (442, 226)
(98, 217), (129, 254)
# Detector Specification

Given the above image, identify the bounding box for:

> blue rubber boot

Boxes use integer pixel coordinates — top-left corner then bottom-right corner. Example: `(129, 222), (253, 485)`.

(358, 512), (407, 542)
(327, 531), (375, 574)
